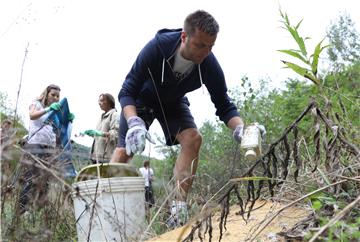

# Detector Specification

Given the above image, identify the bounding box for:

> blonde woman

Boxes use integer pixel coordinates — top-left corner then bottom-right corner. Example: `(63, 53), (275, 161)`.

(18, 84), (74, 214)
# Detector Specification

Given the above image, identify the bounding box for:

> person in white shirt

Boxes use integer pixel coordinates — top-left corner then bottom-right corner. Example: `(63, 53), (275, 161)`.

(139, 160), (155, 209)
(18, 84), (74, 214)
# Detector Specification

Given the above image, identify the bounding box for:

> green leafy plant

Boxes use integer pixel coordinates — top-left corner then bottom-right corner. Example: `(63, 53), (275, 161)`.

(278, 9), (330, 86)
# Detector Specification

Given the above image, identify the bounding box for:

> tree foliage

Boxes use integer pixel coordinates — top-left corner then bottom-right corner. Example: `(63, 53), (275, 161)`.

(0, 91), (27, 138)
(326, 12), (360, 70)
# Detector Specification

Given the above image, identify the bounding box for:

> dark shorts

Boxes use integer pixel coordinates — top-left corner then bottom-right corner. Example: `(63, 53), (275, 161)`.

(118, 101), (197, 147)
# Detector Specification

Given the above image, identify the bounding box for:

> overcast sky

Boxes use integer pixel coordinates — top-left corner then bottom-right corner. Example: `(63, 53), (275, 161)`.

(1, 0), (359, 156)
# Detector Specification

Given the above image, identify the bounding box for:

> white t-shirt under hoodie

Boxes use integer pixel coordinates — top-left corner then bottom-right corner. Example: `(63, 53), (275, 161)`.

(172, 49), (194, 81)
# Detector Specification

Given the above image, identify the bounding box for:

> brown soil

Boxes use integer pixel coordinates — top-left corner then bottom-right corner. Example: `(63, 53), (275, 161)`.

(146, 200), (311, 242)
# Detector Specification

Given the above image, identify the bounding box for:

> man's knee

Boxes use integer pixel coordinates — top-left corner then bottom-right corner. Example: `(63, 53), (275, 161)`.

(110, 147), (131, 163)
(178, 129), (202, 149)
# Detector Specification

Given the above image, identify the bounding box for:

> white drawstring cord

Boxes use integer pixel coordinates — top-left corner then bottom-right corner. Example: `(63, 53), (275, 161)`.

(198, 65), (205, 94)
(148, 67), (173, 144)
(161, 58), (165, 84)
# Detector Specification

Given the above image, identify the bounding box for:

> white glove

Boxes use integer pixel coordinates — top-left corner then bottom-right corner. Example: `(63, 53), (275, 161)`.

(233, 123), (266, 144)
(125, 116), (155, 156)
(254, 123), (266, 139)
(233, 124), (244, 143)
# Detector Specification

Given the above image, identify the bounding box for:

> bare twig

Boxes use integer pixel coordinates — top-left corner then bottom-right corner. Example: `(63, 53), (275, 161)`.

(13, 42), (29, 126)
(335, 175), (360, 183)
(139, 175), (190, 241)
(245, 100), (316, 175)
(248, 177), (359, 242)
(316, 107), (360, 156)
(15, 145), (73, 191)
(308, 194), (360, 242)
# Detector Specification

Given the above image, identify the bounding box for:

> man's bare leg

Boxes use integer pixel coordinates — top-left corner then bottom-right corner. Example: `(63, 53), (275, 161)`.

(174, 128), (202, 201)
(110, 147), (132, 163)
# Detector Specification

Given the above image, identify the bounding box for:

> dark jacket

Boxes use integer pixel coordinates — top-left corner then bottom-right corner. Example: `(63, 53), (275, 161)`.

(119, 28), (239, 124)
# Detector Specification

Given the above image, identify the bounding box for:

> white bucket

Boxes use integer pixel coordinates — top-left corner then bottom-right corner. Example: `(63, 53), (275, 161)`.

(72, 176), (145, 242)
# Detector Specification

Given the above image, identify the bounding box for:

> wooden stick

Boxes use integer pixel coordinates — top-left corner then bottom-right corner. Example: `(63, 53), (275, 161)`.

(309, 194), (360, 242)
(248, 177), (359, 241)
(13, 42), (29, 125)
(335, 175), (360, 183)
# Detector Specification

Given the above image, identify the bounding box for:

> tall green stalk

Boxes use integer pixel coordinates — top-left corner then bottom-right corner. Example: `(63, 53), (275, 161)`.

(278, 9), (329, 87)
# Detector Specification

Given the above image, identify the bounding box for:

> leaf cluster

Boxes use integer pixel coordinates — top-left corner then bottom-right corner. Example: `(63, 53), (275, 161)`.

(278, 9), (329, 86)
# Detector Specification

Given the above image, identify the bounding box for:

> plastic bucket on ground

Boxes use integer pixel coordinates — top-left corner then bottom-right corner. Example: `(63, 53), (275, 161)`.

(72, 163), (145, 242)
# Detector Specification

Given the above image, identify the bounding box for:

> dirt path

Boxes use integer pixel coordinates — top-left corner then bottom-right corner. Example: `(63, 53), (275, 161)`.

(146, 200), (311, 242)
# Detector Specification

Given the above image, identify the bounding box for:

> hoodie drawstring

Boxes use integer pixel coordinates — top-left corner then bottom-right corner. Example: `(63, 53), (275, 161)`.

(148, 67), (173, 144)
(161, 58), (165, 84)
(198, 65), (205, 94)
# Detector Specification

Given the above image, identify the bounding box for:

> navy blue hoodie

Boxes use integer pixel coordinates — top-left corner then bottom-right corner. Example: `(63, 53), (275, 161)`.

(119, 28), (239, 124)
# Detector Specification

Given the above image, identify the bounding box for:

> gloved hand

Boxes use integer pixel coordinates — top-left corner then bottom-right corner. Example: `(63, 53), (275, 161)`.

(45, 102), (61, 112)
(68, 112), (75, 122)
(125, 116), (155, 156)
(233, 124), (244, 143)
(255, 123), (266, 139)
(233, 123), (267, 144)
(83, 129), (103, 137)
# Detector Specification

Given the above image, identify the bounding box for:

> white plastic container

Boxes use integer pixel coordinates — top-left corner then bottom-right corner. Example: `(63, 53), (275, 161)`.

(72, 176), (145, 242)
(240, 123), (262, 161)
